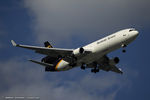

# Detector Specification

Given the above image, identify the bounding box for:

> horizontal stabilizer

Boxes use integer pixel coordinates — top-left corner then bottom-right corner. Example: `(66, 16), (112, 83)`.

(29, 59), (54, 67)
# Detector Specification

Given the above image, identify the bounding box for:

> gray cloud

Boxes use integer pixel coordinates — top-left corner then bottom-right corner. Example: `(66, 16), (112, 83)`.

(0, 1), (141, 99)
(0, 57), (138, 100)
(24, 0), (149, 46)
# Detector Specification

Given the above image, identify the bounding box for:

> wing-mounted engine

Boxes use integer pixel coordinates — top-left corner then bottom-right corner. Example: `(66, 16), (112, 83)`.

(99, 56), (122, 74)
(99, 56), (120, 68)
(73, 47), (91, 57)
(109, 57), (120, 65)
(73, 47), (84, 56)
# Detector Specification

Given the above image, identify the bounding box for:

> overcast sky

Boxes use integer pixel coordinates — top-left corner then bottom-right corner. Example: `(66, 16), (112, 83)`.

(0, 0), (150, 100)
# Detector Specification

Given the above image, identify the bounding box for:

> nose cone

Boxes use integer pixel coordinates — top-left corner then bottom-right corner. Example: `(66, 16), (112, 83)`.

(130, 30), (139, 38)
(126, 29), (139, 43)
(130, 30), (139, 41)
(133, 30), (139, 37)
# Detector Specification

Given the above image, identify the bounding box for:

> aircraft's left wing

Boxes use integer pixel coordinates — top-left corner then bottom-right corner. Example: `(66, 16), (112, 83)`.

(97, 55), (123, 74)
(29, 59), (54, 67)
(87, 55), (123, 74)
(11, 40), (74, 57)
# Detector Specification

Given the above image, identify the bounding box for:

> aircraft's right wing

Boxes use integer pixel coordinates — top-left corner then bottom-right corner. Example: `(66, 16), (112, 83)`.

(11, 40), (73, 57)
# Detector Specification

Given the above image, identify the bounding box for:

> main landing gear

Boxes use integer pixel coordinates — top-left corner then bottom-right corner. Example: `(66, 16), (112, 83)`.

(122, 44), (127, 53)
(81, 63), (85, 70)
(91, 62), (99, 73)
(91, 68), (99, 73)
(122, 49), (126, 53)
(80, 63), (99, 73)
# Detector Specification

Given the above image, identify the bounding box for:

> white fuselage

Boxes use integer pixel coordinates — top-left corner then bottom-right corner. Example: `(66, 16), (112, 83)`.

(55, 28), (139, 71)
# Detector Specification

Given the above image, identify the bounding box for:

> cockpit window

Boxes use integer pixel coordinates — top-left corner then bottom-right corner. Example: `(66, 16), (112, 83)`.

(129, 28), (135, 32)
(129, 30), (133, 32)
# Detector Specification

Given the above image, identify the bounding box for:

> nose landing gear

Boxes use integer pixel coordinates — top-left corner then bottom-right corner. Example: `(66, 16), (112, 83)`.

(121, 44), (127, 53)
(122, 49), (126, 53)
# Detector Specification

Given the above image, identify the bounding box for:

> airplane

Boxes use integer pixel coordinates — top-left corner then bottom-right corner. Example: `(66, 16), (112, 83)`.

(11, 28), (139, 74)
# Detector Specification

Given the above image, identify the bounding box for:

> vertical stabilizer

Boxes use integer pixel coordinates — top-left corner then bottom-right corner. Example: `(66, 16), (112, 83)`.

(44, 41), (53, 48)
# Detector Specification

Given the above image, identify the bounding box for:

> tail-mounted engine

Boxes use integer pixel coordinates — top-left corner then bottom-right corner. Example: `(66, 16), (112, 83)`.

(44, 41), (53, 48)
(109, 57), (120, 65)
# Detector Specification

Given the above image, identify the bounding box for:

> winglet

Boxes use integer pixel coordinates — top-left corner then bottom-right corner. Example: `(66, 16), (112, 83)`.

(11, 40), (17, 46)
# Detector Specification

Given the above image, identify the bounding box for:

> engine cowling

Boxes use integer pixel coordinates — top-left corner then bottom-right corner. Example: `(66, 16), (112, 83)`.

(109, 57), (120, 65)
(73, 47), (85, 56)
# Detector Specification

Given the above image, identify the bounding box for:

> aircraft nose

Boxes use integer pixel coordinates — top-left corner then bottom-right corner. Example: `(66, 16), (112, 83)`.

(133, 30), (139, 37)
